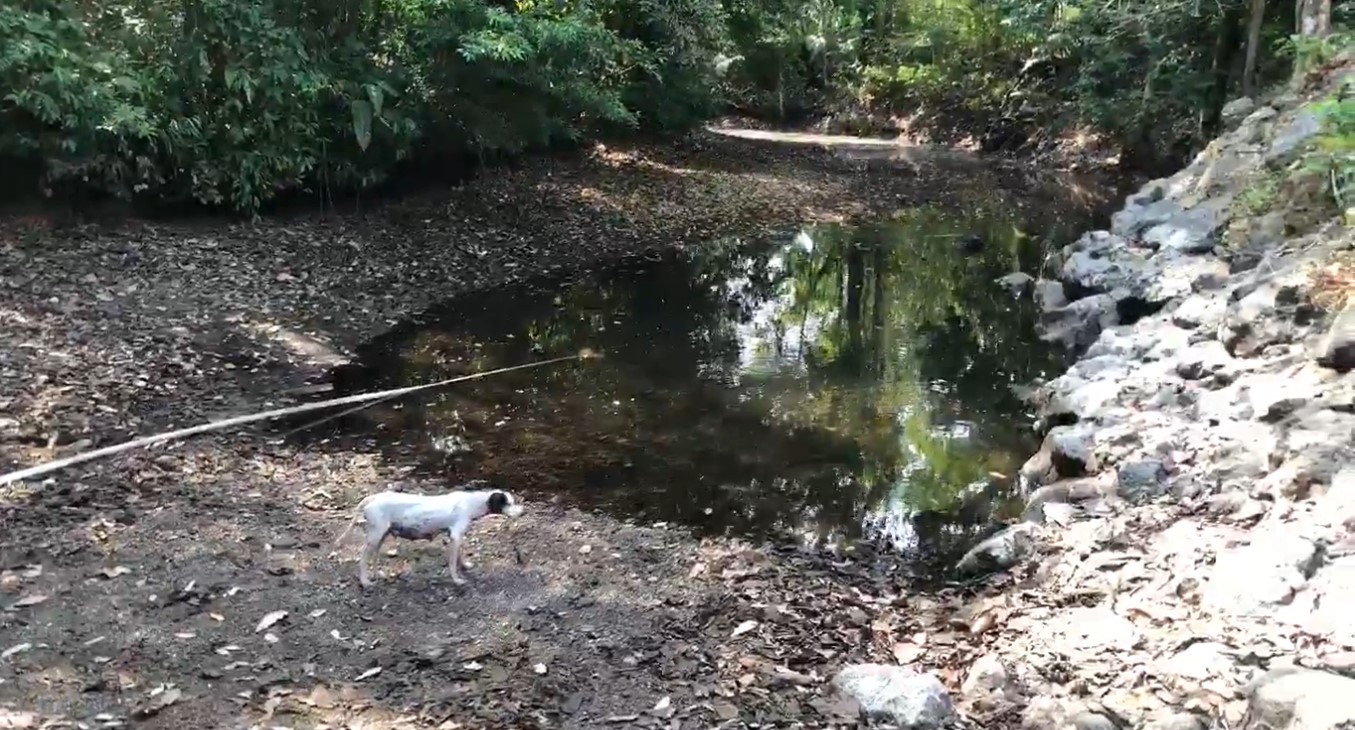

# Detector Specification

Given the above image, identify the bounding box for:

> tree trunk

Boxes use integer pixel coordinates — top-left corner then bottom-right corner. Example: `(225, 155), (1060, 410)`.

(1204, 3), (1246, 138)
(1242, 0), (1266, 97)
(1292, 0), (1334, 84)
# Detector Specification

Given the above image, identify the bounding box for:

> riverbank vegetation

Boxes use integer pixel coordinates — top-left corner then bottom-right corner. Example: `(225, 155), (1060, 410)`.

(1, 0), (1344, 212)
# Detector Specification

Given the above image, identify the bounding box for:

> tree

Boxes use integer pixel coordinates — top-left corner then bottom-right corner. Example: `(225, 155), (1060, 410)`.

(1293, 0), (1333, 84)
(1242, 0), (1266, 97)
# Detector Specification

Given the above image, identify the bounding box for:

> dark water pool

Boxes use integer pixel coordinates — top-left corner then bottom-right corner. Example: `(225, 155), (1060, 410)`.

(296, 201), (1100, 572)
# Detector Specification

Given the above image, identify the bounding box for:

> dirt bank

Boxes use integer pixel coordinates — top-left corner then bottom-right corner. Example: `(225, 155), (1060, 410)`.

(0, 129), (1115, 729)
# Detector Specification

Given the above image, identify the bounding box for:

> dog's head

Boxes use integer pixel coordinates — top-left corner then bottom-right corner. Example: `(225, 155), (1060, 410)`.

(487, 490), (525, 518)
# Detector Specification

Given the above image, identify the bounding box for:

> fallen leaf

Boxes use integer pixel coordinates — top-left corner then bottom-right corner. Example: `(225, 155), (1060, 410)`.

(308, 609), (327, 619)
(711, 700), (739, 721)
(133, 687), (183, 719)
(2, 643), (32, 660)
(0, 709), (37, 728)
(255, 610), (287, 633)
(893, 642), (924, 664)
(303, 685), (337, 709)
(264, 633), (279, 643)
(101, 566), (131, 579)
(731, 620), (758, 638)
(355, 666), (382, 681)
(209, 613), (224, 622)
(7, 594), (48, 610)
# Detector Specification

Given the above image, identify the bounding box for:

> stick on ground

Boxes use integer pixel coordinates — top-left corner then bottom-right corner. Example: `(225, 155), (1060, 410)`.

(0, 350), (599, 488)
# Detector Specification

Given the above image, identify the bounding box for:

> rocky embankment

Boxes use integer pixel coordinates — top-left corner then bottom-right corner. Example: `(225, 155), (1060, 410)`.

(931, 74), (1354, 729)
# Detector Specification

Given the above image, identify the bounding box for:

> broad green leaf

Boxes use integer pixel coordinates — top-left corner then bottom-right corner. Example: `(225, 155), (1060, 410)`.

(366, 84), (384, 118)
(351, 99), (373, 152)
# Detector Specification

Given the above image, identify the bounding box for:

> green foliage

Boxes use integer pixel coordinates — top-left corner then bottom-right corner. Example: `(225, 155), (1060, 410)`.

(1304, 91), (1355, 209)
(719, 0), (1324, 165)
(1234, 171), (1284, 218)
(0, 0), (725, 211)
(1, 0), (1337, 210)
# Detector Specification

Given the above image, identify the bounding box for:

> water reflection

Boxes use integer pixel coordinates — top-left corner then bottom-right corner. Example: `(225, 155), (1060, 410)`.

(304, 203), (1085, 568)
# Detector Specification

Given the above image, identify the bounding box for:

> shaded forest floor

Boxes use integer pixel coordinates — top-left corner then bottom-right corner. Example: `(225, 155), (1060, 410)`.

(0, 128), (1119, 729)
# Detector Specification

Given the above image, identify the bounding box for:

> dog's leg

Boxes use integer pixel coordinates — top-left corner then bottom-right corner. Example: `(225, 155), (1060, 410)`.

(359, 527), (388, 588)
(447, 536), (468, 586)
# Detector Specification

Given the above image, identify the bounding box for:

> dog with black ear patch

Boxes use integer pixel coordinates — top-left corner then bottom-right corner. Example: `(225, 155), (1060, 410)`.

(334, 486), (525, 588)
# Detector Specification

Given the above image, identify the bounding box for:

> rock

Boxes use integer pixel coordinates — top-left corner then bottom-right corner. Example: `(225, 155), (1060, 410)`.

(955, 523), (1038, 575)
(1221, 270), (1313, 357)
(1020, 443), (1056, 488)
(1264, 107), (1323, 168)
(1050, 605), (1142, 654)
(997, 272), (1035, 297)
(1317, 467), (1355, 531)
(1282, 555), (1355, 650)
(1034, 278), (1068, 312)
(960, 654), (1009, 697)
(1172, 294), (1227, 329)
(1315, 305), (1355, 373)
(1257, 455), (1328, 500)
(1116, 459), (1169, 504)
(1231, 212), (1288, 271)
(1070, 711), (1123, 730)
(832, 665), (955, 728)
(1142, 207), (1221, 254)
(1220, 97), (1257, 128)
(1040, 293), (1121, 354)
(1142, 251), (1231, 303)
(1023, 476), (1114, 522)
(1049, 425), (1098, 477)
(1156, 641), (1237, 684)
(1021, 698), (1124, 730)
(1176, 340), (1233, 380)
(1203, 528), (1323, 617)
(1060, 231), (1143, 294)
(1241, 667), (1355, 729)
(1021, 697), (1080, 729)
(1021, 424), (1099, 489)
(1112, 198), (1183, 241)
(1143, 710), (1208, 730)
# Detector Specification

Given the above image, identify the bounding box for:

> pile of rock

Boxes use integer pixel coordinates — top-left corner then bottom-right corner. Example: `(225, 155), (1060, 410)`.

(941, 83), (1355, 729)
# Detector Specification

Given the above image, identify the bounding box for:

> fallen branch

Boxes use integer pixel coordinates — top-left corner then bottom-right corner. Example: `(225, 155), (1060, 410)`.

(0, 350), (599, 488)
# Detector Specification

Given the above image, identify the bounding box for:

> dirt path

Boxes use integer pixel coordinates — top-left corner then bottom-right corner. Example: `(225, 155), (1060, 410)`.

(0, 129), (1118, 729)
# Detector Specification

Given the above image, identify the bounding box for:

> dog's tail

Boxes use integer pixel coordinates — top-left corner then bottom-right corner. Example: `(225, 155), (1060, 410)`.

(333, 494), (378, 548)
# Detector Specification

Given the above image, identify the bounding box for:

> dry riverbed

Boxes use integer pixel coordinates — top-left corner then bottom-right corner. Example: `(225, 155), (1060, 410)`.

(0, 128), (1114, 729)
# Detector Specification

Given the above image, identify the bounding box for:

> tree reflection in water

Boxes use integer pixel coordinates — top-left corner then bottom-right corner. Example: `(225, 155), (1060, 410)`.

(308, 201), (1089, 569)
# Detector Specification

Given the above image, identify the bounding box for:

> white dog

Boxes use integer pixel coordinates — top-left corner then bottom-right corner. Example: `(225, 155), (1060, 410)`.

(334, 487), (525, 587)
